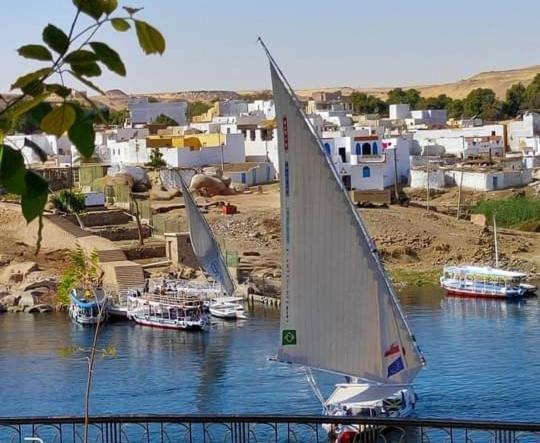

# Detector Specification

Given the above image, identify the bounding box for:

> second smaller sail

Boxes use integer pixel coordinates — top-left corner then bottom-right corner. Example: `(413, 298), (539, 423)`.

(178, 173), (235, 297)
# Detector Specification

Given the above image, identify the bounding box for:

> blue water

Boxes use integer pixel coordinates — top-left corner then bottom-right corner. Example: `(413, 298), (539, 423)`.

(0, 286), (539, 421)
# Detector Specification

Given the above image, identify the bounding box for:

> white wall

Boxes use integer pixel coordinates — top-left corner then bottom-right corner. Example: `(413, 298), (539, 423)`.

(414, 125), (504, 144)
(228, 162), (276, 186)
(389, 104), (411, 120)
(128, 98), (187, 125)
(509, 113), (540, 150)
(410, 169), (446, 189)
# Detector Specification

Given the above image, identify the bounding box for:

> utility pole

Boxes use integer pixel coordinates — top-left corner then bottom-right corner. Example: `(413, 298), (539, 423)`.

(220, 142), (225, 173)
(393, 146), (399, 204)
(426, 142), (430, 212)
(456, 165), (464, 219)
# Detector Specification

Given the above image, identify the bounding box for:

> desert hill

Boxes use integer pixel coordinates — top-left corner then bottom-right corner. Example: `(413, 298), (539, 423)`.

(89, 64), (540, 110)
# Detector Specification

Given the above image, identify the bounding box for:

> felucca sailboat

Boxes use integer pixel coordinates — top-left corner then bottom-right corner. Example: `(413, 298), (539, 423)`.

(179, 173), (247, 320)
(261, 39), (425, 437)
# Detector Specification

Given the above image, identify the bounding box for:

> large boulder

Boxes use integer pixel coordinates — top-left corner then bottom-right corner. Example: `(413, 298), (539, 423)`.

(0, 262), (39, 285)
(189, 174), (235, 197)
(18, 291), (36, 309)
(149, 187), (180, 201)
(0, 294), (21, 307)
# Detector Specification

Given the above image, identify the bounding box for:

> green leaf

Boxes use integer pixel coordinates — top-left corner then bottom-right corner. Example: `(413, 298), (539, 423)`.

(111, 18), (130, 32)
(71, 61), (102, 77)
(69, 70), (106, 95)
(11, 68), (52, 91)
(68, 120), (95, 159)
(103, 0), (118, 14)
(42, 24), (70, 54)
(45, 83), (72, 98)
(0, 144), (27, 194)
(72, 0), (104, 20)
(23, 138), (48, 163)
(12, 92), (51, 117)
(25, 102), (53, 127)
(17, 44), (53, 61)
(40, 104), (77, 136)
(64, 49), (97, 64)
(135, 20), (165, 55)
(21, 81), (45, 97)
(21, 170), (49, 223)
(89, 42), (126, 76)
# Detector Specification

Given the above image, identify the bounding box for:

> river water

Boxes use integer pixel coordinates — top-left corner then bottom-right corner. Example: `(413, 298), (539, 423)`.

(0, 286), (539, 422)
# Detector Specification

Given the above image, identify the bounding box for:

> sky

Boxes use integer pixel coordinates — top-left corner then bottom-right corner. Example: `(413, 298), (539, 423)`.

(1, 0), (540, 94)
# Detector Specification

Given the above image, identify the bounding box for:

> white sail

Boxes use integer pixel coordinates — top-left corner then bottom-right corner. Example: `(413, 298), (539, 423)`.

(179, 174), (235, 297)
(265, 48), (424, 385)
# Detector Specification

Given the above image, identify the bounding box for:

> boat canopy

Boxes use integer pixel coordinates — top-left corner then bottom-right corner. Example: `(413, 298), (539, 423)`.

(444, 265), (527, 280)
(70, 288), (106, 307)
(266, 44), (424, 385)
(325, 383), (409, 407)
(211, 296), (244, 304)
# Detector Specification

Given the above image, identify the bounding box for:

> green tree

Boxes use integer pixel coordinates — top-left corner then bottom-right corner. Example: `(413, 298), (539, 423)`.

(107, 109), (128, 125)
(0, 1), (165, 252)
(386, 88), (422, 109)
(462, 88), (503, 120)
(146, 147), (166, 168)
(523, 74), (540, 111)
(417, 94), (453, 110)
(151, 113), (178, 125)
(187, 100), (212, 121)
(350, 92), (388, 115)
(446, 99), (464, 119)
(503, 83), (526, 117)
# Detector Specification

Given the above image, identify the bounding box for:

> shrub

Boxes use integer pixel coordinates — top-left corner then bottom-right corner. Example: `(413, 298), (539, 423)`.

(52, 190), (86, 214)
(472, 196), (540, 228)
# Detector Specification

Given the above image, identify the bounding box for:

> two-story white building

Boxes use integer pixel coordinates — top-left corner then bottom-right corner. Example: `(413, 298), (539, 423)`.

(321, 134), (411, 191)
(128, 97), (188, 125)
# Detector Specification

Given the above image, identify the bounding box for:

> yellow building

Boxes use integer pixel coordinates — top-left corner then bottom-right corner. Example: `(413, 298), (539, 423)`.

(146, 133), (226, 149)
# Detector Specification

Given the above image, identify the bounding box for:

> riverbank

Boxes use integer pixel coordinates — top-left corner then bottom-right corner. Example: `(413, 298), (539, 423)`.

(1, 183), (540, 308)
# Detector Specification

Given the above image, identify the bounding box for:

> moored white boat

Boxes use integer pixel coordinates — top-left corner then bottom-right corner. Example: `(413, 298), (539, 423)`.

(262, 40), (425, 442)
(209, 297), (247, 319)
(127, 292), (208, 331)
(440, 265), (530, 299)
(68, 288), (108, 325)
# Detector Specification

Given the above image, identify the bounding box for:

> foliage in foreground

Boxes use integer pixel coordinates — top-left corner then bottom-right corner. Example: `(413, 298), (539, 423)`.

(472, 196), (540, 229)
(57, 247), (102, 306)
(0, 0), (165, 252)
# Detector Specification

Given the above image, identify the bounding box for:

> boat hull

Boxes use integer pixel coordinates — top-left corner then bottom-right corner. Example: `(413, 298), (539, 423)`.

(130, 315), (207, 331)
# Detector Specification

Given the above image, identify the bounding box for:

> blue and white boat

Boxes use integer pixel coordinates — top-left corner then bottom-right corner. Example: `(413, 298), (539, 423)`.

(68, 288), (109, 325)
(440, 265), (530, 299)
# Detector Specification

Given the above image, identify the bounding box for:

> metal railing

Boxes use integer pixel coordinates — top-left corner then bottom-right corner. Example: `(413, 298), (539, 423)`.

(1, 414), (539, 442)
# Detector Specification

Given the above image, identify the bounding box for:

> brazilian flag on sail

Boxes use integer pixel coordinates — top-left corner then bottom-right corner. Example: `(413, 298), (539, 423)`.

(282, 329), (297, 346)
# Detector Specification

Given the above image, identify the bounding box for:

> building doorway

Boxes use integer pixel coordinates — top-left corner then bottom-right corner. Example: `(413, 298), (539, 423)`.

(342, 175), (352, 190)
(362, 142), (371, 155)
(492, 176), (498, 189)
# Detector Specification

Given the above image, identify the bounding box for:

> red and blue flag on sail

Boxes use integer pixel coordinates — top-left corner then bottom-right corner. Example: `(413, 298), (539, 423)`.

(385, 341), (405, 377)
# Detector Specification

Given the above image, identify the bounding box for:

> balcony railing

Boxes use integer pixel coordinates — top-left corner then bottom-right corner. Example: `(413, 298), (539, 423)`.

(0, 414), (539, 442)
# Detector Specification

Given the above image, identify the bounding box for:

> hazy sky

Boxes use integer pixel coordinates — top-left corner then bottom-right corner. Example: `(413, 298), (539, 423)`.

(2, 0), (539, 93)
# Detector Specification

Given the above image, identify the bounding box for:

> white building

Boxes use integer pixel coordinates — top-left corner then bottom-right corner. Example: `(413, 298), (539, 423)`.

(414, 125), (505, 157)
(389, 104), (411, 120)
(321, 134), (411, 191)
(216, 100), (248, 116)
(410, 167), (532, 191)
(508, 113), (540, 150)
(128, 97), (188, 125)
(5, 134), (71, 165)
(247, 100), (275, 119)
(107, 133), (245, 169)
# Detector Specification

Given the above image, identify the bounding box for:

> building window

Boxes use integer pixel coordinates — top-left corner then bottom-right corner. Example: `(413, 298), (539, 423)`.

(363, 166), (371, 178)
(355, 143), (361, 155)
(362, 142), (371, 155)
(324, 142), (331, 156)
(372, 142), (378, 155)
(250, 129), (256, 141)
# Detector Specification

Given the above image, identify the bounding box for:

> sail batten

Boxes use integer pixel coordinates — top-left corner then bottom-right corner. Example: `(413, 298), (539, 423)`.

(263, 42), (424, 384)
(178, 173), (235, 297)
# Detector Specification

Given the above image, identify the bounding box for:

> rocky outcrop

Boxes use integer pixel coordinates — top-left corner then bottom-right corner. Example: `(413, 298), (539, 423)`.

(0, 262), (39, 285)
